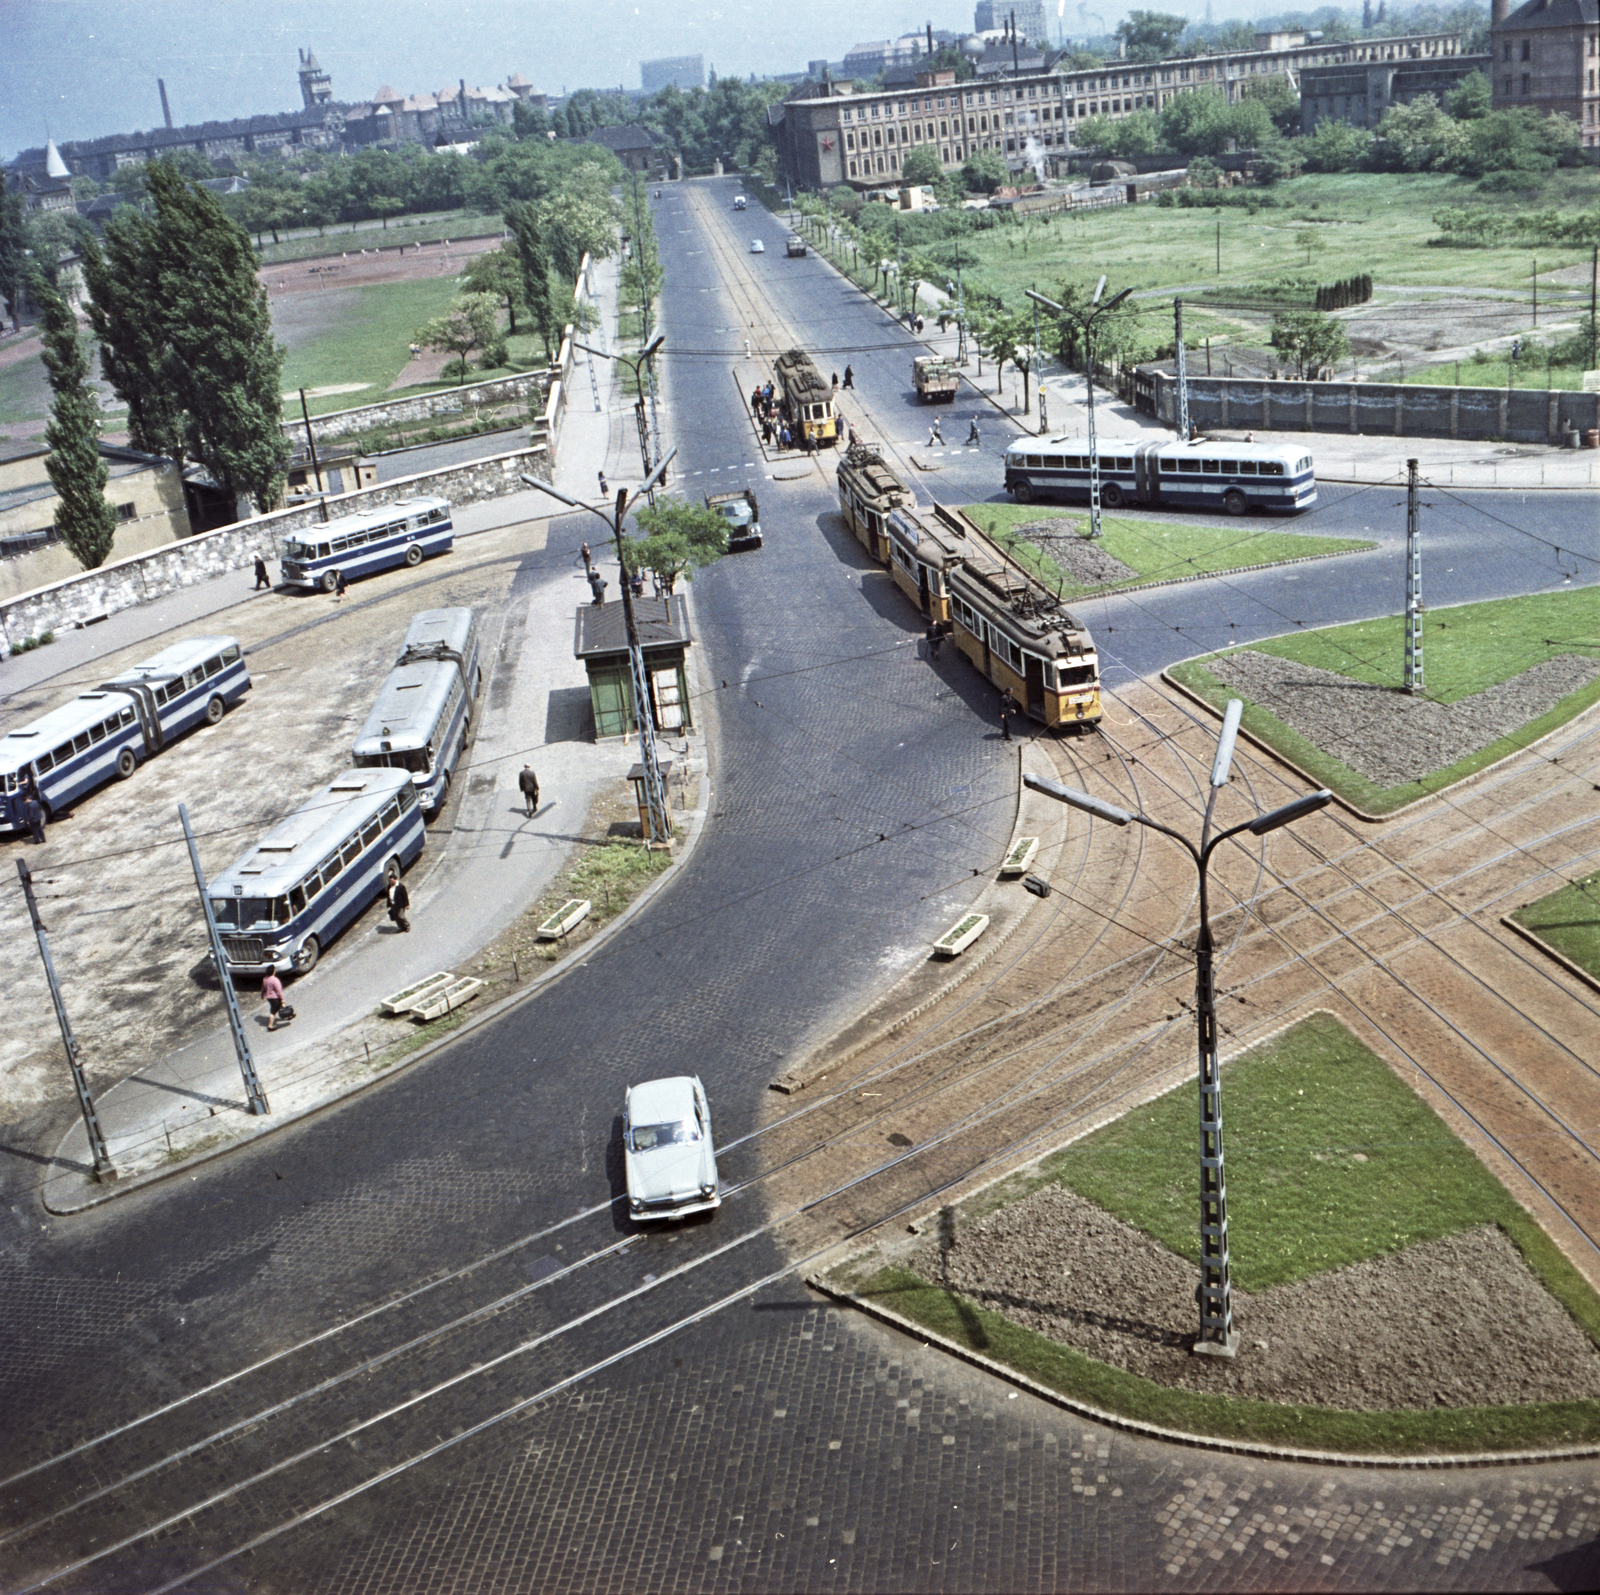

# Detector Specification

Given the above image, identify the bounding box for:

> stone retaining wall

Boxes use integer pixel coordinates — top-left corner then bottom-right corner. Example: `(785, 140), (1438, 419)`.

(0, 445), (550, 654)
(1132, 370), (1600, 445)
(285, 371), (552, 446)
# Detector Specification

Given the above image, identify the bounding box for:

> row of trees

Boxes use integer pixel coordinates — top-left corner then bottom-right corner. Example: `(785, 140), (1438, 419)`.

(1314, 274), (1373, 311)
(1430, 205), (1600, 248)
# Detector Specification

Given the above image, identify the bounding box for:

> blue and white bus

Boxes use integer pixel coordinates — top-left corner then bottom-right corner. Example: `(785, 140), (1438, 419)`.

(1004, 438), (1316, 515)
(279, 497), (454, 593)
(0, 636), (249, 834)
(208, 768), (425, 977)
(351, 608), (482, 816)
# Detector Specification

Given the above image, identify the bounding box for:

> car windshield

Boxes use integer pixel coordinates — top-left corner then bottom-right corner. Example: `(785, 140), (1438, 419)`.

(629, 1118), (700, 1152)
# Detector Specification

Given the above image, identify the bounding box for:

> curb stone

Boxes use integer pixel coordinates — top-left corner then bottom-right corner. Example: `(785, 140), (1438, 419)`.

(806, 1273), (1600, 1470)
(1499, 914), (1600, 998)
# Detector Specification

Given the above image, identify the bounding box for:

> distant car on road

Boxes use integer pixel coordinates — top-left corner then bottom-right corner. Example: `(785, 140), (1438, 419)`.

(623, 1076), (721, 1221)
(749, 238), (765, 253)
(733, 195), (747, 210)
(785, 235), (807, 257)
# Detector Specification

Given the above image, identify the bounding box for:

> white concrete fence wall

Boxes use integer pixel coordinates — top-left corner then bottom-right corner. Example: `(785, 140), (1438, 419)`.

(0, 444), (551, 655)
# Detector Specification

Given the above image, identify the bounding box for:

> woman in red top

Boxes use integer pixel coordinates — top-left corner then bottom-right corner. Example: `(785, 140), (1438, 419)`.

(262, 971), (286, 1031)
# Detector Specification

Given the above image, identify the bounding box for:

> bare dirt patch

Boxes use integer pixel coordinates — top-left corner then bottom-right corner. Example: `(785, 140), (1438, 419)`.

(1206, 649), (1600, 788)
(1013, 519), (1139, 587)
(260, 235), (500, 300)
(911, 1183), (1600, 1411)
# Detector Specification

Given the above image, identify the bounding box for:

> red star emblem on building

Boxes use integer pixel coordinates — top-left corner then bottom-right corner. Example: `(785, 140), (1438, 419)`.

(821, 136), (835, 151)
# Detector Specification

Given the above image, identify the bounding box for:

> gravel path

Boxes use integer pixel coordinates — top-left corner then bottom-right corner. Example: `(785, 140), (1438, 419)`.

(910, 1183), (1600, 1411)
(1206, 650), (1599, 789)
(1018, 519), (1140, 587)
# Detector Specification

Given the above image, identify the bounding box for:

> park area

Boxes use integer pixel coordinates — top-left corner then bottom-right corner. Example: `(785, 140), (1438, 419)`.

(824, 1011), (1600, 1456)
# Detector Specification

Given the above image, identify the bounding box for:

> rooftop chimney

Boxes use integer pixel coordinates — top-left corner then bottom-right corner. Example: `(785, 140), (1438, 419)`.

(1491, 0), (1512, 20)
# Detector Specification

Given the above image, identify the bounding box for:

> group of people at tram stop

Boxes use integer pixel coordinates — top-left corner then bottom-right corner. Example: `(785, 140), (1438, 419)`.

(580, 525), (654, 606)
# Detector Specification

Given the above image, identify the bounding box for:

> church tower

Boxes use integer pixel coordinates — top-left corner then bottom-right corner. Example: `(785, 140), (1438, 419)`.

(298, 49), (332, 109)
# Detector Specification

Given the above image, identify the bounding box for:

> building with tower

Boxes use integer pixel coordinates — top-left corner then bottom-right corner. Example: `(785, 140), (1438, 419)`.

(298, 49), (333, 109)
(975, 2), (1047, 43)
(1490, 0), (1599, 150)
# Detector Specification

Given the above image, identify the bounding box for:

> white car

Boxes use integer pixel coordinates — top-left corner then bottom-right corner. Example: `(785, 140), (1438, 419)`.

(623, 1075), (721, 1221)
(749, 238), (765, 253)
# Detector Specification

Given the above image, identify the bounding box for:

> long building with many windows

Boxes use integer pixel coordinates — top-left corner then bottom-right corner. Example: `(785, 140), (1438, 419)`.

(771, 30), (1475, 190)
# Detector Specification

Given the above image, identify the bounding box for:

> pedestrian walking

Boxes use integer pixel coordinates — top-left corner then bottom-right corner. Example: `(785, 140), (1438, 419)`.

(262, 969), (287, 1031)
(598, 470), (609, 497)
(780, 424), (792, 450)
(999, 688), (1018, 742)
(761, 416), (774, 446)
(518, 764), (540, 816)
(842, 365), (854, 389)
(967, 418), (981, 446)
(22, 793), (45, 844)
(252, 555), (270, 590)
(805, 430), (817, 456)
(630, 568), (645, 598)
(386, 876), (411, 933)
(334, 569), (347, 603)
(581, 541), (592, 571)
(928, 416), (943, 446)
(831, 371), (840, 391)
(588, 569), (607, 605)
(926, 622), (943, 661)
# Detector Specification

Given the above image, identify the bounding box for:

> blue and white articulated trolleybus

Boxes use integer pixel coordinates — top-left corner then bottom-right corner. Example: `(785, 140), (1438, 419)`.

(278, 497), (454, 593)
(0, 636), (249, 835)
(1004, 437), (1316, 516)
(351, 608), (482, 816)
(208, 768), (424, 976)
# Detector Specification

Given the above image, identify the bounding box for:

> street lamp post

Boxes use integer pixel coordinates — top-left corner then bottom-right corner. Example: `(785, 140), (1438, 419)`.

(1025, 710), (1331, 1358)
(1027, 280), (1132, 541)
(576, 333), (665, 499)
(521, 447), (680, 847)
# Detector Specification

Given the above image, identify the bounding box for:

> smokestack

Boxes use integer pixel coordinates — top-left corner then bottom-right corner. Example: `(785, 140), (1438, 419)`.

(927, 21), (934, 56)
(1490, 0), (1512, 21)
(460, 76), (467, 118)
(158, 78), (173, 128)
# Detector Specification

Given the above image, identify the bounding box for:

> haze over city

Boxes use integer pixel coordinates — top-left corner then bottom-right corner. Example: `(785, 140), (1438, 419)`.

(2, 0), (1301, 157)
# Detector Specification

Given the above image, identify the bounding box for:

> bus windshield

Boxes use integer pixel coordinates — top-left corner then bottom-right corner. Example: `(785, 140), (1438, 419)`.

(211, 897), (284, 930)
(283, 538), (324, 561)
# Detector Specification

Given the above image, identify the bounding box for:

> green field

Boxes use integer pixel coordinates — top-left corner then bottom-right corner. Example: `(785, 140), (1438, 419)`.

(256, 211), (505, 268)
(846, 1012), (1600, 1453)
(965, 503), (1373, 597)
(1401, 356), (1591, 391)
(947, 170), (1600, 309)
(0, 349), (51, 427)
(1513, 869), (1600, 980)
(1168, 588), (1600, 813)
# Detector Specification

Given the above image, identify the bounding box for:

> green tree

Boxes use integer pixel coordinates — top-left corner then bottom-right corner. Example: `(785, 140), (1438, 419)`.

(961, 148), (1008, 194)
(416, 293), (501, 384)
(1117, 11), (1190, 62)
(87, 162), (289, 512)
(513, 100), (552, 139)
(620, 498), (729, 592)
(460, 246), (525, 335)
(36, 274), (119, 570)
(1304, 118), (1374, 172)
(505, 201), (560, 358)
(0, 187), (28, 329)
(1074, 111), (1159, 158)
(1460, 107), (1580, 178)
(1270, 310), (1349, 379)
(1445, 70), (1492, 120)
(1373, 94), (1467, 171)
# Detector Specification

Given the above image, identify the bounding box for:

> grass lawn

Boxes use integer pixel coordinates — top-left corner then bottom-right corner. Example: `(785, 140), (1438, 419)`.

(843, 1011), (1600, 1454)
(1168, 588), (1600, 813)
(1401, 357), (1590, 391)
(0, 348), (50, 427)
(277, 276), (508, 416)
(963, 502), (1373, 598)
(948, 170), (1600, 311)
(1513, 869), (1600, 981)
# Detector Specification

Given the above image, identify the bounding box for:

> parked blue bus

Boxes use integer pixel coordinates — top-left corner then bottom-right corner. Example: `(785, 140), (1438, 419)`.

(351, 608), (482, 816)
(1, 636), (249, 835)
(279, 497), (454, 593)
(208, 768), (424, 977)
(1004, 438), (1316, 515)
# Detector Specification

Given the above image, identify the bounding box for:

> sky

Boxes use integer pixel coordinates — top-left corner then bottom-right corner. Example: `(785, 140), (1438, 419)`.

(1, 0), (1285, 160)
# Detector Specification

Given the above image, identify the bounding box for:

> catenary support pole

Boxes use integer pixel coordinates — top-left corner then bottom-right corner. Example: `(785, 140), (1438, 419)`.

(17, 859), (115, 1180)
(180, 804), (270, 1116)
(611, 493), (671, 846)
(1174, 298), (1190, 442)
(298, 388), (330, 523)
(1404, 457), (1424, 696)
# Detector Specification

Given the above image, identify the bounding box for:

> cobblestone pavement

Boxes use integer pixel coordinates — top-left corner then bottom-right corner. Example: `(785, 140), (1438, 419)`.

(1, 177), (1596, 1595)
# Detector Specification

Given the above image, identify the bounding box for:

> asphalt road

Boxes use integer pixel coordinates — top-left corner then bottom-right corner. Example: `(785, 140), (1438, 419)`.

(2, 178), (1597, 1594)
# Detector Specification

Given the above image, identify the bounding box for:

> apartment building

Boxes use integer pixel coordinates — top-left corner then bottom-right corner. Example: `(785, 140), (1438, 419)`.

(773, 31), (1474, 190)
(1491, 0), (1600, 149)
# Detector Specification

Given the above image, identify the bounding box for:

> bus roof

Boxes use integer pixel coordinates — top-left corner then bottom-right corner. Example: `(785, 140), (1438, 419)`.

(1009, 437), (1306, 465)
(102, 635), (240, 685)
(1, 692), (132, 769)
(352, 661), (458, 755)
(211, 768), (411, 896)
(397, 607), (474, 664)
(285, 496), (450, 544)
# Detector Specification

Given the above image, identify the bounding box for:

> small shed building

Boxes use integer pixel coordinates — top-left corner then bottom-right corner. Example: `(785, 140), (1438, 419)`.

(574, 595), (694, 739)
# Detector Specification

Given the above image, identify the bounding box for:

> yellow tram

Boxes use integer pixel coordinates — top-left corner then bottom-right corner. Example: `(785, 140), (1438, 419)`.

(833, 450), (1102, 729)
(836, 441), (914, 563)
(774, 348), (839, 447)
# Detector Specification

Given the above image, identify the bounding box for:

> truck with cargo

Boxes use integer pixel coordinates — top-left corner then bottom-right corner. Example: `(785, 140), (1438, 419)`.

(912, 355), (959, 403)
(706, 488), (761, 552)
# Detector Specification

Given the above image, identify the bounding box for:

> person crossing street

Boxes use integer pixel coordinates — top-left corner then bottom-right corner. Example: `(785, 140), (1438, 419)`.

(927, 416), (943, 447)
(519, 764), (541, 816)
(967, 418), (981, 446)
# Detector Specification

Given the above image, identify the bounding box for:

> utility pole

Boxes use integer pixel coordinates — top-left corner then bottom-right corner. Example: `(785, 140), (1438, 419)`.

(298, 389), (330, 522)
(17, 859), (115, 1181)
(180, 804), (270, 1117)
(631, 175), (663, 476)
(1174, 298), (1190, 441)
(1216, 217), (1221, 275)
(1590, 244), (1597, 373)
(1404, 457), (1424, 696)
(1532, 256), (1538, 328)
(955, 243), (967, 365)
